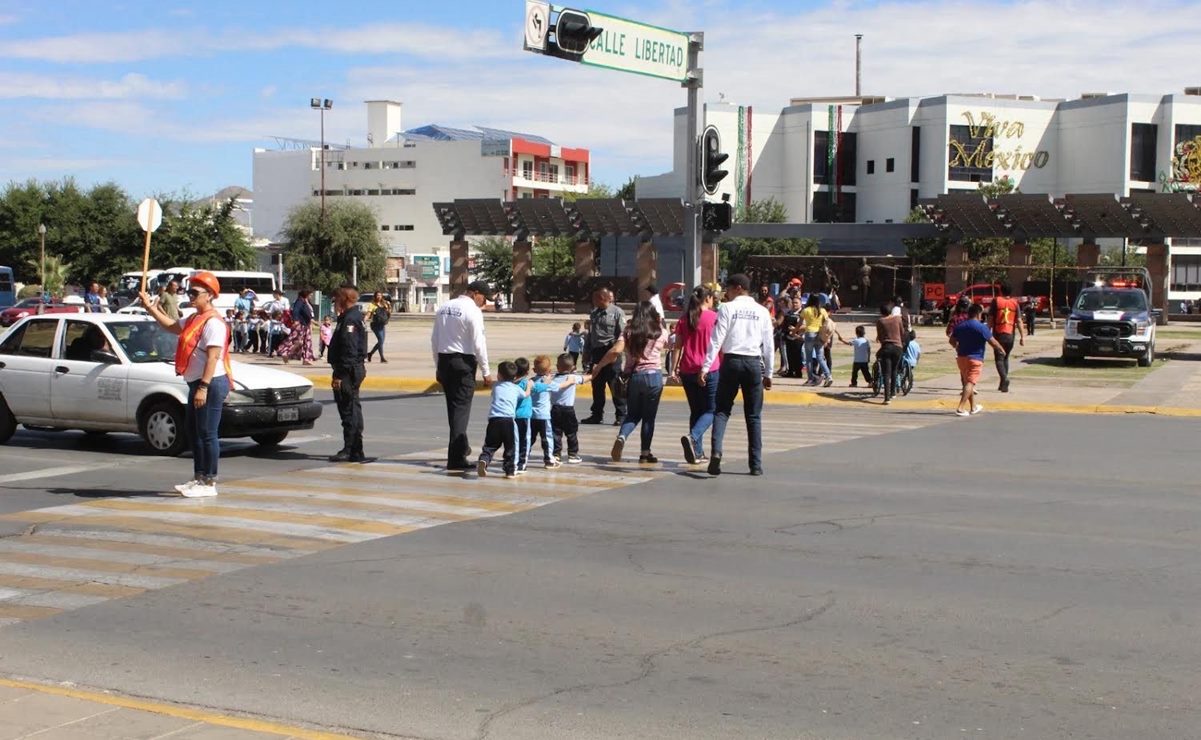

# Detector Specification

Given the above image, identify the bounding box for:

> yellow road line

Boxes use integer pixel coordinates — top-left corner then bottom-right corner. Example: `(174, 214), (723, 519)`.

(0, 551), (214, 581)
(0, 573), (143, 599)
(0, 512), (338, 552)
(22, 534), (281, 566)
(0, 604), (61, 620)
(73, 500), (414, 537)
(231, 477), (542, 512)
(0, 676), (361, 739)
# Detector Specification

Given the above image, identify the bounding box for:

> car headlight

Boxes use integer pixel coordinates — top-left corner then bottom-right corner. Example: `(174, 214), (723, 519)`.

(224, 389), (256, 406)
(299, 386), (314, 401)
(1135, 320), (1150, 335)
(1065, 320), (1078, 336)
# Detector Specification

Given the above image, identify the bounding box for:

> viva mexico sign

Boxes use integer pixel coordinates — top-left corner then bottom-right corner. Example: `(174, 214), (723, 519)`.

(949, 111), (1051, 171)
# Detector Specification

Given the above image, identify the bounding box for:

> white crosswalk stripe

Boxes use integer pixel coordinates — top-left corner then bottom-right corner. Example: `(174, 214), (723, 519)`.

(0, 407), (945, 625)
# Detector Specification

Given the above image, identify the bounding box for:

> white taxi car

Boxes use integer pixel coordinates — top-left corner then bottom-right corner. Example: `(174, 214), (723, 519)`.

(0, 313), (322, 455)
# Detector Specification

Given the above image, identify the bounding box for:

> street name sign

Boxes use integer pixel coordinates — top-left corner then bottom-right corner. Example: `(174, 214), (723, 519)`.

(579, 9), (689, 82)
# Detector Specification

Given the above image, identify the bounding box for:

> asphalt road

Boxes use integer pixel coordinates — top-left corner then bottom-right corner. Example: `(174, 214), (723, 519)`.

(1, 393), (1200, 739)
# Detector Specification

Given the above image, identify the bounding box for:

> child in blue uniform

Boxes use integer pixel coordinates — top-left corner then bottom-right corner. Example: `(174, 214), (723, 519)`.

(477, 361), (530, 479)
(550, 352), (589, 464)
(513, 358), (534, 474)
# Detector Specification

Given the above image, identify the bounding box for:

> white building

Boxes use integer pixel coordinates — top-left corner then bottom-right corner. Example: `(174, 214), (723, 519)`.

(639, 91), (1201, 301)
(253, 100), (591, 309)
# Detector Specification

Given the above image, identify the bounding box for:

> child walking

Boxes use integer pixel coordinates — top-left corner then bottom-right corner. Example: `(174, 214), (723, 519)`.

(840, 325), (874, 387)
(318, 315), (334, 359)
(563, 322), (585, 367)
(550, 352), (588, 464)
(527, 355), (559, 469)
(513, 358), (534, 474)
(477, 361), (530, 479)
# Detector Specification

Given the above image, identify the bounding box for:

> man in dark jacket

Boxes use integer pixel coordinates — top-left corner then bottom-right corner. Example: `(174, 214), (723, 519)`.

(328, 283), (372, 463)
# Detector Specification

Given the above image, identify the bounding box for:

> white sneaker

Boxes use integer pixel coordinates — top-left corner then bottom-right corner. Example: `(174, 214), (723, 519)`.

(173, 480), (200, 495)
(955, 409), (970, 417)
(970, 404), (984, 415)
(182, 482), (218, 498)
(545, 459), (562, 469)
(566, 455), (583, 464)
(477, 460), (488, 478)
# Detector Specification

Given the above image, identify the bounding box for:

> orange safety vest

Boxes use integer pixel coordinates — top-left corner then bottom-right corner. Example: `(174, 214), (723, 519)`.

(175, 310), (233, 381)
(992, 297), (1020, 335)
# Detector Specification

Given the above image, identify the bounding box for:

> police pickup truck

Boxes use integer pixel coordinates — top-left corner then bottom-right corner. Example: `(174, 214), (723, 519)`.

(1062, 269), (1156, 367)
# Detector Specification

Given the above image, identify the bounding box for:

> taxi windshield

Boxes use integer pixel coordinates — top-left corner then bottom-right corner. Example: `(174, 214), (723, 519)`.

(107, 321), (177, 363)
(1075, 289), (1148, 313)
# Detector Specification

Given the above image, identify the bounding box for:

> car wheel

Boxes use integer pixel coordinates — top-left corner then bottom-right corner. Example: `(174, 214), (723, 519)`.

(0, 395), (15, 444)
(251, 431), (289, 448)
(1137, 342), (1154, 368)
(140, 401), (187, 456)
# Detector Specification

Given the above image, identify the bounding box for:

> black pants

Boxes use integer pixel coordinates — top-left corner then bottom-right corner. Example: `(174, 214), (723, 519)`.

(515, 418), (531, 470)
(994, 332), (1015, 385)
(878, 345), (902, 401)
(589, 345), (626, 421)
(247, 328), (259, 353)
(568, 351), (580, 367)
(785, 338), (804, 377)
(479, 417), (516, 475)
(711, 354), (765, 471)
(530, 418), (554, 463)
(436, 352), (477, 468)
(333, 364), (365, 456)
(551, 406), (579, 456)
(851, 361), (872, 386)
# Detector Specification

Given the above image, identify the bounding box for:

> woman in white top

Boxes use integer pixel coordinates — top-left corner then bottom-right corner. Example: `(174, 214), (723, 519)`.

(139, 271), (231, 498)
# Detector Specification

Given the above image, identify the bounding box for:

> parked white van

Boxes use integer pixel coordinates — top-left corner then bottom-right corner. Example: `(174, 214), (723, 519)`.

(185, 271), (276, 312)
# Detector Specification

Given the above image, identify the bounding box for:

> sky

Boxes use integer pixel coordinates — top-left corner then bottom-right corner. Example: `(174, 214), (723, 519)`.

(2, 0), (1200, 200)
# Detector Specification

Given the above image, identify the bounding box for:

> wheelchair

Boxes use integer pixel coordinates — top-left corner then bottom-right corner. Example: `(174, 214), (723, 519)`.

(871, 356), (913, 398)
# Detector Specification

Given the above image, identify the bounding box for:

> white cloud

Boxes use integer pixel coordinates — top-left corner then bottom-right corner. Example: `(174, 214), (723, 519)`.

(0, 72), (186, 100)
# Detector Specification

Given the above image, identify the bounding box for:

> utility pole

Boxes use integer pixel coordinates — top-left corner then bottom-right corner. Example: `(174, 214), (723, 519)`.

(310, 98), (333, 224)
(682, 33), (704, 290)
(855, 34), (863, 97)
(37, 223), (46, 290)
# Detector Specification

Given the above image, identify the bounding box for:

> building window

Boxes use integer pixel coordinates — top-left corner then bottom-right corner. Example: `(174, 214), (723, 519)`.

(814, 131), (830, 184)
(566, 164), (576, 183)
(522, 161), (533, 179)
(840, 132), (857, 186)
(886, 157), (895, 173)
(1176, 124), (1201, 146)
(367, 189), (380, 196)
(549, 164), (560, 183)
(394, 225), (414, 231)
(363, 162), (376, 170)
(349, 189), (364, 196)
(395, 188), (416, 195)
(911, 127), (921, 183)
(812, 192), (856, 223)
(381, 225), (390, 231)
(948, 124), (993, 182)
(1171, 254), (1201, 292)
(866, 160), (875, 175)
(1130, 123), (1158, 182)
(814, 131), (856, 185)
(910, 188), (920, 211)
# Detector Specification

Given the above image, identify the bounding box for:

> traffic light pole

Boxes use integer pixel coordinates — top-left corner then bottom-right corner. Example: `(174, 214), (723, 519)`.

(682, 33), (703, 291)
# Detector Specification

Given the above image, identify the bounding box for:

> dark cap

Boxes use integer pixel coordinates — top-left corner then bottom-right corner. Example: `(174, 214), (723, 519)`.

(725, 273), (751, 291)
(466, 280), (494, 297)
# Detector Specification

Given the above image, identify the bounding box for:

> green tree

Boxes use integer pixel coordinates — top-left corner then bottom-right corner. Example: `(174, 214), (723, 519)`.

(533, 235), (574, 277)
(902, 206), (948, 281)
(470, 236), (513, 300)
(724, 197), (817, 274)
(40, 255), (72, 298)
(563, 182), (614, 202)
(616, 177), (636, 201)
(281, 200), (386, 293)
(153, 195), (257, 271)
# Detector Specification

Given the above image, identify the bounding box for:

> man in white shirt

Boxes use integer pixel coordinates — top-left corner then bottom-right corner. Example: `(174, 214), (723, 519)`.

(431, 280), (494, 472)
(699, 273), (774, 477)
(646, 285), (664, 318)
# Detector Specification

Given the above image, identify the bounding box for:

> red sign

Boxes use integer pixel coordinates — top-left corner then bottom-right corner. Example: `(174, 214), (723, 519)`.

(924, 283), (946, 301)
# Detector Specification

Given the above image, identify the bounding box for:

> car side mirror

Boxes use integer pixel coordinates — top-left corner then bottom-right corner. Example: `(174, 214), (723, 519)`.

(90, 349), (121, 364)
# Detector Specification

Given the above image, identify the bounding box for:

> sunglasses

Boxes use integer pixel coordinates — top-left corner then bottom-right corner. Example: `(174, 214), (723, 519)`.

(187, 288), (206, 298)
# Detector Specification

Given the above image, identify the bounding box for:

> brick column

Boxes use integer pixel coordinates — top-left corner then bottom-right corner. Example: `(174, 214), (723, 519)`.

(574, 239), (595, 312)
(1007, 242), (1030, 292)
(511, 239), (532, 313)
(1146, 243), (1170, 324)
(449, 238), (469, 295)
(701, 241), (718, 285)
(1077, 241), (1100, 269)
(636, 239), (658, 298)
(945, 243), (967, 293)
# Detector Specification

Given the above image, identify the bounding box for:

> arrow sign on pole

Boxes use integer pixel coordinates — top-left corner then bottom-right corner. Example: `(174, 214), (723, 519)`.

(136, 198), (162, 294)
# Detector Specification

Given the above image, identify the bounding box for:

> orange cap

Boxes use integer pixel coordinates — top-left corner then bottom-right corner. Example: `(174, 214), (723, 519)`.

(189, 271), (221, 297)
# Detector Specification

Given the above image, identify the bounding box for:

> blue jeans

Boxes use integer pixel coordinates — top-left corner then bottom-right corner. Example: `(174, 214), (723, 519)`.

(710, 355), (765, 470)
(804, 332), (830, 379)
(186, 375), (229, 481)
(680, 370), (718, 457)
(618, 370), (663, 452)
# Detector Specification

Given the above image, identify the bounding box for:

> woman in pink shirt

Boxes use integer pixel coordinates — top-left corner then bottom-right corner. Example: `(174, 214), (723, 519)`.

(596, 301), (667, 464)
(670, 285), (720, 465)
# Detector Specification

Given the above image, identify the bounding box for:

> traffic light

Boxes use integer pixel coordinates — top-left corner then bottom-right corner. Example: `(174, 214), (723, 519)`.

(554, 9), (602, 56)
(702, 201), (733, 233)
(701, 125), (729, 195)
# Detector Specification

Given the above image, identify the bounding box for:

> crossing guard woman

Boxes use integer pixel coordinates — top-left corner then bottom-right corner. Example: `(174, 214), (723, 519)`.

(139, 271), (232, 498)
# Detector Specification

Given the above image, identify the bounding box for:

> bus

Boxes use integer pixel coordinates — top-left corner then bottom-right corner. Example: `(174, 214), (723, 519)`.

(183, 270), (276, 312)
(0, 266), (15, 309)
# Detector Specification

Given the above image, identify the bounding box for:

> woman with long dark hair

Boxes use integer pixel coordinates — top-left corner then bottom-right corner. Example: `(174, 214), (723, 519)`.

(670, 285), (720, 464)
(595, 300), (668, 464)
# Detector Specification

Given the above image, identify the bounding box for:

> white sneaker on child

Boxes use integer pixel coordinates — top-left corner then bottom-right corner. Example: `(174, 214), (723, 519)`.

(182, 482), (218, 498)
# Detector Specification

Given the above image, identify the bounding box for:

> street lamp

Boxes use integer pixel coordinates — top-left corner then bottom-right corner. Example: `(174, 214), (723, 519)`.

(37, 223), (46, 292)
(310, 97), (333, 223)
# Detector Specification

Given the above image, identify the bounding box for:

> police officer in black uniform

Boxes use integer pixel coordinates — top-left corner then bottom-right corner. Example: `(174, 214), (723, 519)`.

(328, 283), (373, 463)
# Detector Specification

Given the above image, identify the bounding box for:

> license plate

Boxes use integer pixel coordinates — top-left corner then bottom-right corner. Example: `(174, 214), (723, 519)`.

(1096, 342), (1114, 353)
(276, 407), (300, 422)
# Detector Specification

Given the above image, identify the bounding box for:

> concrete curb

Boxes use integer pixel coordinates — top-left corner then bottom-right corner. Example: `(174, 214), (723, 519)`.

(300, 374), (1201, 417)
